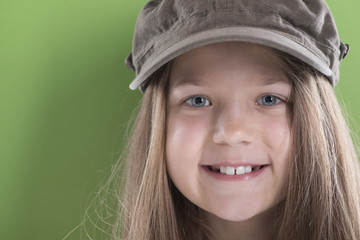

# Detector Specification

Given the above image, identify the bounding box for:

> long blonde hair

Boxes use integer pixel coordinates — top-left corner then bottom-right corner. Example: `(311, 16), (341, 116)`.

(275, 55), (360, 239)
(102, 47), (360, 240)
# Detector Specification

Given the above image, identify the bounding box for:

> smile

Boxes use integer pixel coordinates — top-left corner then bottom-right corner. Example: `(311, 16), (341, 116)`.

(207, 165), (266, 176)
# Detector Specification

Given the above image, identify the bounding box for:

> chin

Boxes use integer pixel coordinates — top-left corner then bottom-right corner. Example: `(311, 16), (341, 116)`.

(211, 207), (260, 222)
(202, 199), (281, 223)
(200, 201), (258, 222)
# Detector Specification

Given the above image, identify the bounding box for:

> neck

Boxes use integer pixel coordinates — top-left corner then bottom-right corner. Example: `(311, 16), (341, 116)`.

(203, 207), (277, 240)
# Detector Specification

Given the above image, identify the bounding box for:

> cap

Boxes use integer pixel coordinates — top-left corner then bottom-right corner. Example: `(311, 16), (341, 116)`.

(125, 0), (350, 91)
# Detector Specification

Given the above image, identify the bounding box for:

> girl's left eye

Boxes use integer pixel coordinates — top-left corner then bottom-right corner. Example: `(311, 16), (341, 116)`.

(184, 95), (211, 108)
(257, 95), (282, 106)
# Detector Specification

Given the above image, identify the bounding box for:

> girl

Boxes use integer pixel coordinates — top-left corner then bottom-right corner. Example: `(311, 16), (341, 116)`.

(108, 0), (360, 239)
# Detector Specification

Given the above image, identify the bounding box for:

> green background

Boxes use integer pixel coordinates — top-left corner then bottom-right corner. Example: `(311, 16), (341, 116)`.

(1, 0), (359, 239)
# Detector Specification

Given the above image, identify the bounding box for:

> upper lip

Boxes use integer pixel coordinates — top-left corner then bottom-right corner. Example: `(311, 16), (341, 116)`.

(202, 161), (269, 168)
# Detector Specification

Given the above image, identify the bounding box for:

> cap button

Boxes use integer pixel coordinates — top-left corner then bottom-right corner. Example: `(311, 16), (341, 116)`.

(125, 52), (136, 71)
(340, 42), (350, 60)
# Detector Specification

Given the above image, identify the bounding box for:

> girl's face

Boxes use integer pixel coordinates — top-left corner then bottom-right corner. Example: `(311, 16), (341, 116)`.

(166, 42), (292, 222)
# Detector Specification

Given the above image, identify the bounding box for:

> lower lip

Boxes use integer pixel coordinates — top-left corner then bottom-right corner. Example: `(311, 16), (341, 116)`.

(201, 165), (269, 181)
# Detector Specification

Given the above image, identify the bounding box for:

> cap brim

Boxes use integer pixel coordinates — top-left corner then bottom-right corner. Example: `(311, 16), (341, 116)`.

(129, 26), (332, 90)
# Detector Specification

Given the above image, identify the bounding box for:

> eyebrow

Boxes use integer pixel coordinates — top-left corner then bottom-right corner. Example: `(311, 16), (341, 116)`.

(171, 76), (289, 89)
(171, 78), (206, 89)
(261, 77), (290, 86)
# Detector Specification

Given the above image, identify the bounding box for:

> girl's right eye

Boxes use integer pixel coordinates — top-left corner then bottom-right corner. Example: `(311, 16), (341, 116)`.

(184, 95), (212, 108)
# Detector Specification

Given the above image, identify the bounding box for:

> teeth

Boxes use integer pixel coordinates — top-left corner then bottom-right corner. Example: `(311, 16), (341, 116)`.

(245, 166), (252, 173)
(225, 166), (235, 175)
(236, 166), (246, 175)
(214, 165), (259, 175)
(253, 166), (261, 171)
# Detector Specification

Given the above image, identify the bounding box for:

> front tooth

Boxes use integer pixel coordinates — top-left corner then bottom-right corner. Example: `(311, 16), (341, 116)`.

(225, 166), (235, 175)
(245, 166), (252, 173)
(236, 166), (245, 175)
(220, 166), (226, 174)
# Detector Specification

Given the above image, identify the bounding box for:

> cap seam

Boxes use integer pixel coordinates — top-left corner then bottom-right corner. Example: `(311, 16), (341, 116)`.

(135, 29), (328, 71)
(195, 8), (340, 55)
(135, 26), (327, 75)
(132, 26), (331, 91)
(133, 8), (337, 67)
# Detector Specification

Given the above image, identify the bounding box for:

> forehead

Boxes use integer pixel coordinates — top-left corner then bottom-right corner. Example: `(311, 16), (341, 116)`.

(169, 42), (288, 87)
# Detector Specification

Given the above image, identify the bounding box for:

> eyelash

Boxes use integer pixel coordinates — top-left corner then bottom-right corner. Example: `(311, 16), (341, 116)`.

(183, 95), (285, 108)
(184, 95), (212, 108)
(256, 95), (284, 107)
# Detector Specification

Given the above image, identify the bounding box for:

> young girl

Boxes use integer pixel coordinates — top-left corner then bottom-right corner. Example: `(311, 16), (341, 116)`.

(108, 0), (360, 239)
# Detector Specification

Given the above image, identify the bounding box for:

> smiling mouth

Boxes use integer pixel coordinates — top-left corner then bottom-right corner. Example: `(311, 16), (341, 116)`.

(206, 165), (267, 175)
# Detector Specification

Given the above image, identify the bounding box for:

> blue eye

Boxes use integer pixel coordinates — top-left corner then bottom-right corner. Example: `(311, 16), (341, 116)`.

(185, 95), (211, 107)
(257, 95), (282, 106)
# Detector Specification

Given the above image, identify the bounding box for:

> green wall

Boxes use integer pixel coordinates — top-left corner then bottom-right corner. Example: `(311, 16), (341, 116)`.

(0, 0), (359, 239)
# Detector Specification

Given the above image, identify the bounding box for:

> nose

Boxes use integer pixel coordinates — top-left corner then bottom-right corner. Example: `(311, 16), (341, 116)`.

(212, 104), (257, 146)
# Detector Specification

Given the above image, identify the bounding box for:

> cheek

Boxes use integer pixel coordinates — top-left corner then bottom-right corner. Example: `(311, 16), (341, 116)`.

(266, 121), (291, 154)
(166, 111), (211, 190)
(166, 113), (209, 163)
(260, 113), (292, 185)
(261, 109), (292, 158)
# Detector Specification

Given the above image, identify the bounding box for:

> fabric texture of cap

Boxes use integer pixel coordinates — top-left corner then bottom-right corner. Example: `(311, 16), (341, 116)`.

(125, 0), (350, 91)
